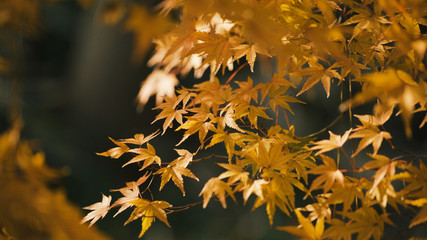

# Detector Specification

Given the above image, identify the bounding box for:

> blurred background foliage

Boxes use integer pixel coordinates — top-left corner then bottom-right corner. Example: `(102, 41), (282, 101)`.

(0, 0), (426, 240)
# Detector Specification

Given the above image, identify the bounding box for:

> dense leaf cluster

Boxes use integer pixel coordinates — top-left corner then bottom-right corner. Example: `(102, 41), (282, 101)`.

(83, 0), (427, 239)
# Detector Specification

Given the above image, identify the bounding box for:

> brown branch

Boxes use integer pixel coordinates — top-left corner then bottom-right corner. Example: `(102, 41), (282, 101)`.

(301, 114), (343, 139)
(192, 154), (228, 163)
(168, 201), (204, 213)
(340, 147), (357, 171)
(224, 62), (248, 85)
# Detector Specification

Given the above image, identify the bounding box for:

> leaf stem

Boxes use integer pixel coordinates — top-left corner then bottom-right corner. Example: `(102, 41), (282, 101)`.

(224, 62), (248, 85)
(283, 108), (290, 129)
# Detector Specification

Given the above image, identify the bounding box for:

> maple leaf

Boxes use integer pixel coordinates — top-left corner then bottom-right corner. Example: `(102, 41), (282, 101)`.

(136, 69), (178, 108)
(218, 103), (245, 132)
(218, 161), (249, 185)
(209, 12), (235, 35)
(259, 72), (295, 102)
(233, 43), (268, 72)
(268, 87), (305, 114)
(242, 179), (268, 204)
(299, 195), (331, 222)
(295, 58), (341, 98)
(344, 207), (390, 240)
(361, 154), (398, 195)
(97, 137), (129, 159)
(154, 151), (199, 195)
(117, 130), (159, 146)
(81, 194), (112, 227)
(254, 141), (290, 171)
(123, 143), (161, 170)
(111, 173), (150, 217)
(231, 77), (260, 103)
(252, 172), (297, 225)
(350, 125), (391, 156)
(125, 199), (172, 238)
(331, 58), (369, 80)
(410, 204), (427, 228)
(396, 161), (427, 200)
(153, 95), (188, 134)
(308, 154), (344, 194)
(316, 0), (341, 25)
(176, 119), (214, 146)
(247, 105), (271, 129)
(323, 219), (353, 240)
(170, 149), (194, 167)
(124, 4), (172, 61)
(327, 179), (364, 215)
(278, 209), (324, 240)
(156, 0), (183, 15)
(199, 177), (236, 208)
(310, 129), (352, 155)
(339, 68), (423, 137)
(189, 31), (240, 75)
(342, 8), (391, 41)
(285, 151), (316, 184)
(206, 128), (243, 159)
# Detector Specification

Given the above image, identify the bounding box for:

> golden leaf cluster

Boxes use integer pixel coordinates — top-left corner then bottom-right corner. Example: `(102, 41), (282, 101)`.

(5, 0), (420, 239)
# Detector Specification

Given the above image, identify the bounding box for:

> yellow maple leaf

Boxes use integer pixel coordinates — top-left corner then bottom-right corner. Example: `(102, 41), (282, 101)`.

(350, 127), (391, 156)
(242, 179), (268, 204)
(136, 69), (178, 108)
(154, 150), (198, 195)
(111, 173), (151, 217)
(308, 154), (344, 194)
(295, 58), (341, 98)
(218, 161), (249, 185)
(155, 165), (199, 196)
(344, 207), (389, 240)
(278, 209), (324, 240)
(361, 154), (398, 195)
(123, 143), (161, 170)
(125, 199), (172, 238)
(153, 95), (188, 134)
(125, 4), (173, 61)
(233, 43), (269, 72)
(81, 194), (112, 227)
(310, 129), (352, 155)
(97, 137), (129, 159)
(199, 177), (236, 208)
(117, 130), (159, 146)
(410, 204), (427, 228)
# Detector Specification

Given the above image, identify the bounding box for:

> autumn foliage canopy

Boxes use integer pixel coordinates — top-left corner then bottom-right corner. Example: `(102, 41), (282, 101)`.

(1, 0), (427, 239)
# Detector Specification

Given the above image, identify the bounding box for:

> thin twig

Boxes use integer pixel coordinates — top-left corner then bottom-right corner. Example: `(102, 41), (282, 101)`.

(192, 154), (228, 163)
(301, 114), (343, 139)
(168, 201), (204, 213)
(224, 62), (248, 85)
(340, 147), (357, 171)
(283, 108), (290, 129)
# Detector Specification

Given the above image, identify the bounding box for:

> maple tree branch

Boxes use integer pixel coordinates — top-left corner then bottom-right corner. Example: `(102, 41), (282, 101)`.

(224, 62), (248, 85)
(340, 147), (357, 171)
(391, 154), (427, 161)
(168, 201), (204, 213)
(381, 125), (420, 158)
(140, 175), (155, 197)
(302, 114), (343, 139)
(192, 154), (228, 163)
